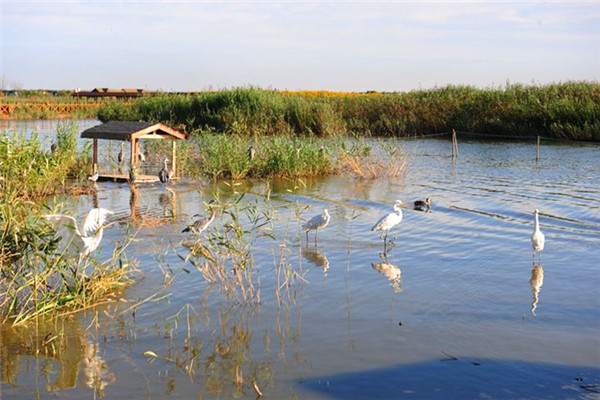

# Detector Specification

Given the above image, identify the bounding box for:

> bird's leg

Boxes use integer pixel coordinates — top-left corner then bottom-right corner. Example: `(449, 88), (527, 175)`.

(383, 232), (388, 252)
(314, 230), (318, 246)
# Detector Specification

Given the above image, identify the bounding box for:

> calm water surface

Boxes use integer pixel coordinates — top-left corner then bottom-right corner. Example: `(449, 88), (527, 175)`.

(1, 121), (599, 399)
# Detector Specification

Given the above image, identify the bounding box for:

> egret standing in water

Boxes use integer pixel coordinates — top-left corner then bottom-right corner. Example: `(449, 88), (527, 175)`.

(531, 209), (545, 262)
(182, 201), (217, 235)
(371, 200), (405, 252)
(302, 209), (330, 245)
(158, 158), (172, 184)
(44, 208), (114, 263)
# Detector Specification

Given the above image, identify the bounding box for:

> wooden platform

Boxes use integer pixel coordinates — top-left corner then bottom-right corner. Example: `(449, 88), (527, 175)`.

(97, 173), (160, 183)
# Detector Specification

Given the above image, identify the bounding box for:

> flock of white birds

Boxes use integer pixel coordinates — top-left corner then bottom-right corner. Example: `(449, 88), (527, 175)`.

(43, 196), (546, 265)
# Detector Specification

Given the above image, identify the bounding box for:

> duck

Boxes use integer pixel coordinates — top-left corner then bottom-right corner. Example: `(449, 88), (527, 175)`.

(413, 197), (431, 208)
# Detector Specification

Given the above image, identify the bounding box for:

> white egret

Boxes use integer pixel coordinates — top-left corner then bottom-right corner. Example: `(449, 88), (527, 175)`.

(531, 209), (545, 261)
(302, 209), (330, 244)
(44, 208), (114, 260)
(413, 197), (431, 208)
(87, 172), (99, 182)
(117, 142), (125, 164)
(182, 201), (217, 235)
(371, 200), (405, 251)
(158, 158), (172, 184)
(248, 146), (256, 161)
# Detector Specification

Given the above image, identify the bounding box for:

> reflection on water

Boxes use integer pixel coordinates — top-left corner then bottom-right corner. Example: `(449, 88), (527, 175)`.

(529, 264), (544, 316)
(0, 318), (114, 395)
(302, 246), (330, 275)
(371, 253), (403, 293)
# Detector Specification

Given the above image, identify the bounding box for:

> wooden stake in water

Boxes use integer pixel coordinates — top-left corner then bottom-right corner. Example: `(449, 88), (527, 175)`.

(536, 136), (540, 161)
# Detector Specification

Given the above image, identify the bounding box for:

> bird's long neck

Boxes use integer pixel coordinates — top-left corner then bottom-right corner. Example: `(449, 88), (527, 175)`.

(164, 159), (168, 168)
(394, 205), (402, 214)
(534, 213), (540, 230)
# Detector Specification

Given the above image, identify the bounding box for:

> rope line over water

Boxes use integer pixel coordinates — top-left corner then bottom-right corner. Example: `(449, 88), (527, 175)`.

(398, 131), (599, 144)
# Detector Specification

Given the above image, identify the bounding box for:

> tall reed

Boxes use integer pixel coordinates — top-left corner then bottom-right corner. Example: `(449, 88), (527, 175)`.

(98, 82), (600, 141)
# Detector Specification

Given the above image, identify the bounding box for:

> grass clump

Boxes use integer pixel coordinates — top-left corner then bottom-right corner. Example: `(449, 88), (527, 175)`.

(0, 126), (135, 326)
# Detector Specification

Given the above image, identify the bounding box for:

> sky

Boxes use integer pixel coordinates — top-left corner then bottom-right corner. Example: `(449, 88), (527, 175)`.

(1, 1), (599, 92)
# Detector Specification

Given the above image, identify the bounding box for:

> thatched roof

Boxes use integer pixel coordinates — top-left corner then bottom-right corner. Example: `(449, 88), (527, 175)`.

(81, 121), (189, 141)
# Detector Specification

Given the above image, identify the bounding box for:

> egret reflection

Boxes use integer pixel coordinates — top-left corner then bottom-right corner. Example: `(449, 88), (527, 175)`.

(371, 253), (403, 293)
(529, 263), (544, 316)
(0, 323), (115, 393)
(302, 246), (330, 275)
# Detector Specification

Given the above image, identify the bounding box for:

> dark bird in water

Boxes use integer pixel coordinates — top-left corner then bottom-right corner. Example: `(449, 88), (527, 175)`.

(248, 145), (256, 161)
(413, 197), (432, 208)
(158, 158), (172, 184)
(182, 201), (217, 235)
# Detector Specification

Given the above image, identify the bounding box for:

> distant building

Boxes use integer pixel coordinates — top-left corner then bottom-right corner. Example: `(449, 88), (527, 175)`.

(71, 88), (145, 98)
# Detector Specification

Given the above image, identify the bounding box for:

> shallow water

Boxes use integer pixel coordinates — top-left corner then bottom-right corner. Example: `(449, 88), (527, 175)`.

(1, 121), (599, 399)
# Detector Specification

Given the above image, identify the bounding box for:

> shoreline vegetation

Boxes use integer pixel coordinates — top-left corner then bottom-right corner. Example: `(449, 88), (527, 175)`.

(98, 82), (599, 141)
(1, 82), (598, 141)
(0, 121), (133, 325)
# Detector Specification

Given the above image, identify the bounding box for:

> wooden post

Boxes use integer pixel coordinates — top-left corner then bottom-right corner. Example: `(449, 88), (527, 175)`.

(171, 139), (177, 178)
(130, 138), (137, 168)
(536, 136), (540, 161)
(92, 138), (98, 174)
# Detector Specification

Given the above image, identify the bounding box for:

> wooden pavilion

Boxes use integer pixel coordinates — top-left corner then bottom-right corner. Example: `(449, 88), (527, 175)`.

(81, 121), (189, 183)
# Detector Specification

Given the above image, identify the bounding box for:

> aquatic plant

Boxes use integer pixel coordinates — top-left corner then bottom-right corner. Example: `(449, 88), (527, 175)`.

(0, 130), (135, 325)
(0, 205), (135, 325)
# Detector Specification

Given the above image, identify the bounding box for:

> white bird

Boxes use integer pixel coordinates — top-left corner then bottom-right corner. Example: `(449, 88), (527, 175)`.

(138, 146), (146, 163)
(158, 158), (172, 184)
(182, 201), (217, 235)
(531, 209), (545, 261)
(248, 146), (256, 161)
(44, 208), (114, 261)
(371, 200), (405, 251)
(87, 172), (99, 182)
(117, 142), (125, 164)
(302, 209), (330, 244)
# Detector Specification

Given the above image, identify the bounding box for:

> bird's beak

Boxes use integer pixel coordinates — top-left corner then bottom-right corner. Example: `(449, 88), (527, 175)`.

(106, 210), (115, 215)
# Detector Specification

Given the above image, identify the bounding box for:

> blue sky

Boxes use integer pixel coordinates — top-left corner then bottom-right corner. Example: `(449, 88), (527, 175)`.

(2, 1), (599, 91)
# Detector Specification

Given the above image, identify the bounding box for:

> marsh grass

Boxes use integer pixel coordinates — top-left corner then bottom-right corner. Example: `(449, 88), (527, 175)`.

(341, 139), (408, 179)
(141, 190), (311, 397)
(99, 82), (600, 141)
(1, 127), (136, 325)
(0, 212), (136, 325)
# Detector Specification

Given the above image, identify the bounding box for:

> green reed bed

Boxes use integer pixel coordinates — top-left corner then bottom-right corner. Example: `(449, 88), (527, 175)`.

(98, 82), (600, 141)
(0, 123), (134, 325)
